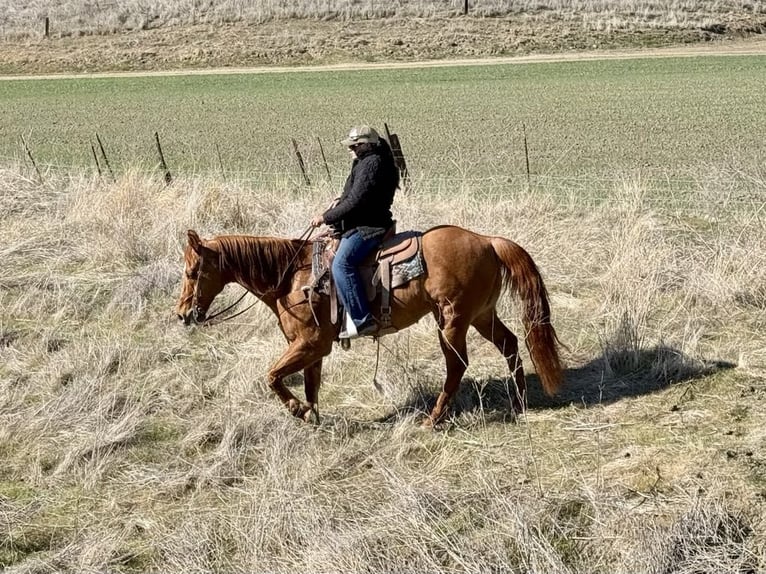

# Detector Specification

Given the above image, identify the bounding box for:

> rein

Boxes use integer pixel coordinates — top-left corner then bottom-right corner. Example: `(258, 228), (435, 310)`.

(201, 290), (257, 326)
(196, 225), (316, 326)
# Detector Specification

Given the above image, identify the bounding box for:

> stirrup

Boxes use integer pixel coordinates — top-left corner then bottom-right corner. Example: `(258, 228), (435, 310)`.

(338, 314), (377, 340)
(339, 313), (358, 340)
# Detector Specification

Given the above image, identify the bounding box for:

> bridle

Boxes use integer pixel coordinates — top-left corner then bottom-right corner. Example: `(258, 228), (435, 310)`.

(191, 225), (316, 326)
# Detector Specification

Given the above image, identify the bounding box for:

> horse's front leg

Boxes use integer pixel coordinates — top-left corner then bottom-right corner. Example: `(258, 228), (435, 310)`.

(302, 360), (323, 425)
(267, 339), (326, 421)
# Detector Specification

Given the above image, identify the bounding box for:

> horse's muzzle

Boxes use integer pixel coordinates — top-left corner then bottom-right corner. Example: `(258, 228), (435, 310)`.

(177, 308), (205, 326)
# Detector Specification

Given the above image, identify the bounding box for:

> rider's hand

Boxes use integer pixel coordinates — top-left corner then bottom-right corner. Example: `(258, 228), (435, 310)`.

(310, 214), (324, 228)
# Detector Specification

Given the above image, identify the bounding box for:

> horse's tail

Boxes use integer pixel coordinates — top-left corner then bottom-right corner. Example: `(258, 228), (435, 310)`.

(490, 237), (564, 396)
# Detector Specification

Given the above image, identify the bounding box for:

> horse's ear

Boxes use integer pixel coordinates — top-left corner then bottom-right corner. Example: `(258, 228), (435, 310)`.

(187, 229), (203, 254)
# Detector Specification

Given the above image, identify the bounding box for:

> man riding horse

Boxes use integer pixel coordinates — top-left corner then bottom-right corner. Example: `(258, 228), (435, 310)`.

(310, 125), (400, 338)
(176, 126), (564, 425)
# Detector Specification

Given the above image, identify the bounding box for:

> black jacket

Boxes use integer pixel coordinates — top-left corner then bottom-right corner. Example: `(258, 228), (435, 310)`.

(322, 143), (399, 239)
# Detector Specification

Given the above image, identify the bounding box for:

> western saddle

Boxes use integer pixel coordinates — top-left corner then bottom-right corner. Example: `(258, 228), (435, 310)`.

(306, 228), (426, 340)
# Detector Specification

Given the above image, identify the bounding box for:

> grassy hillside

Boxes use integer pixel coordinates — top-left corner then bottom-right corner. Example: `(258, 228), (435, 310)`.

(0, 0), (764, 74)
(3, 0), (764, 36)
(1, 153), (765, 571)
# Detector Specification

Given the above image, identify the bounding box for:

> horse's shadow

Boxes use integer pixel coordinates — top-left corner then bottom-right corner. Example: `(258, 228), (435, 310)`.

(375, 343), (737, 424)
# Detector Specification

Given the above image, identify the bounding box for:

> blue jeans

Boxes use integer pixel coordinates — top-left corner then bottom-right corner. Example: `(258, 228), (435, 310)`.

(332, 230), (380, 328)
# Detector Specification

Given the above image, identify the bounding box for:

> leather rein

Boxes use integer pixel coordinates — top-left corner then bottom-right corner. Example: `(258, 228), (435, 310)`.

(193, 225), (316, 326)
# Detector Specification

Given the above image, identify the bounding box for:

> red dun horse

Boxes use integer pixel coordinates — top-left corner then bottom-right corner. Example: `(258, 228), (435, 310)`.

(175, 226), (563, 426)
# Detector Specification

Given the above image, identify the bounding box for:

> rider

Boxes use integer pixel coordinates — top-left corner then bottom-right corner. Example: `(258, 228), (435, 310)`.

(311, 125), (400, 337)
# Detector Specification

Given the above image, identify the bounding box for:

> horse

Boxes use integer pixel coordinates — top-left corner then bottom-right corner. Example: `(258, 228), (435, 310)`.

(175, 226), (564, 426)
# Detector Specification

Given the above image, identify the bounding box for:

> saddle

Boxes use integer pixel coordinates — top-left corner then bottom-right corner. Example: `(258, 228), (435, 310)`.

(308, 228), (426, 337)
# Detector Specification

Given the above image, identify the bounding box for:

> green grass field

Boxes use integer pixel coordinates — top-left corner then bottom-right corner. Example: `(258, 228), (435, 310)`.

(3, 55), (765, 186)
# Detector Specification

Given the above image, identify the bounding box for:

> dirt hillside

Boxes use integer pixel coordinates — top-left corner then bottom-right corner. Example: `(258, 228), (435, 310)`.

(2, 14), (765, 75)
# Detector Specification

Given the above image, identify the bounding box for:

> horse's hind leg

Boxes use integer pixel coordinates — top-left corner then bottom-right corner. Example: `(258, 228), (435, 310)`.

(427, 319), (470, 427)
(472, 312), (527, 413)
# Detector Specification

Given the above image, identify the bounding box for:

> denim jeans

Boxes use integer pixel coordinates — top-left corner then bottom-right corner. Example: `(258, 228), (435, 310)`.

(332, 230), (380, 328)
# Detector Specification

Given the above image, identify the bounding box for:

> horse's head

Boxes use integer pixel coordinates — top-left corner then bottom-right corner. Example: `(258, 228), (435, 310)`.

(175, 230), (226, 325)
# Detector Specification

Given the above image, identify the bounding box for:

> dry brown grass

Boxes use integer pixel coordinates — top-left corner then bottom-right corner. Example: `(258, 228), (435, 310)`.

(1, 0), (762, 36)
(2, 4), (765, 567)
(1, 0), (763, 75)
(1, 160), (765, 572)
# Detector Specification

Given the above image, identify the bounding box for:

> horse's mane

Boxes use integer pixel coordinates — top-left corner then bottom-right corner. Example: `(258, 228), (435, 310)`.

(214, 235), (305, 290)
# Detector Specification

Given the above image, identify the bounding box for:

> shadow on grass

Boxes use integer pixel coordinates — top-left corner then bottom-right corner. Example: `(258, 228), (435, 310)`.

(542, 344), (736, 409)
(376, 343), (737, 424)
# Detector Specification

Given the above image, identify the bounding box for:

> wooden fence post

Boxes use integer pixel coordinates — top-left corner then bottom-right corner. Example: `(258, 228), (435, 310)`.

(317, 137), (332, 183)
(20, 134), (43, 184)
(522, 122), (531, 186)
(95, 133), (115, 182)
(464, 0), (469, 16)
(292, 138), (311, 186)
(154, 131), (172, 185)
(91, 143), (102, 177)
(44, 17), (50, 38)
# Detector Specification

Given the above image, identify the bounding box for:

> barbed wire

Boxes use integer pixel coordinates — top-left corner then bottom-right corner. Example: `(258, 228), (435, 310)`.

(1, 155), (749, 185)
(3, 156), (763, 212)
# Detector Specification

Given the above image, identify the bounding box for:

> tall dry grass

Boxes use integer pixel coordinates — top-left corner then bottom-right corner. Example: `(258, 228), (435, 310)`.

(1, 162), (765, 572)
(0, 0), (762, 38)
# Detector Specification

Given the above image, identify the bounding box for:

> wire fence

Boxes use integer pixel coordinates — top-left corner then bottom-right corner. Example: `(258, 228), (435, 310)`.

(2, 153), (764, 215)
(0, 151), (744, 185)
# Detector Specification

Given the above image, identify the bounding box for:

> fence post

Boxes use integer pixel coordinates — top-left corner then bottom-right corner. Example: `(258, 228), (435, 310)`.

(154, 131), (172, 185)
(292, 138), (311, 186)
(317, 137), (332, 183)
(522, 122), (531, 187)
(464, 0), (469, 15)
(44, 17), (50, 38)
(20, 134), (43, 184)
(95, 133), (115, 182)
(91, 143), (102, 177)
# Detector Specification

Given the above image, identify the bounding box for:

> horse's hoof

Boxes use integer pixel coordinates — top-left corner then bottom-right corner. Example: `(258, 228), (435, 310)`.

(302, 406), (320, 425)
(511, 402), (526, 417)
(420, 417), (436, 430)
(287, 399), (304, 417)
(504, 411), (520, 424)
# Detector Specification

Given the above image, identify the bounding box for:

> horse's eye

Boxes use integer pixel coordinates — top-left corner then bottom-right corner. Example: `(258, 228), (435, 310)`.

(186, 270), (199, 280)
